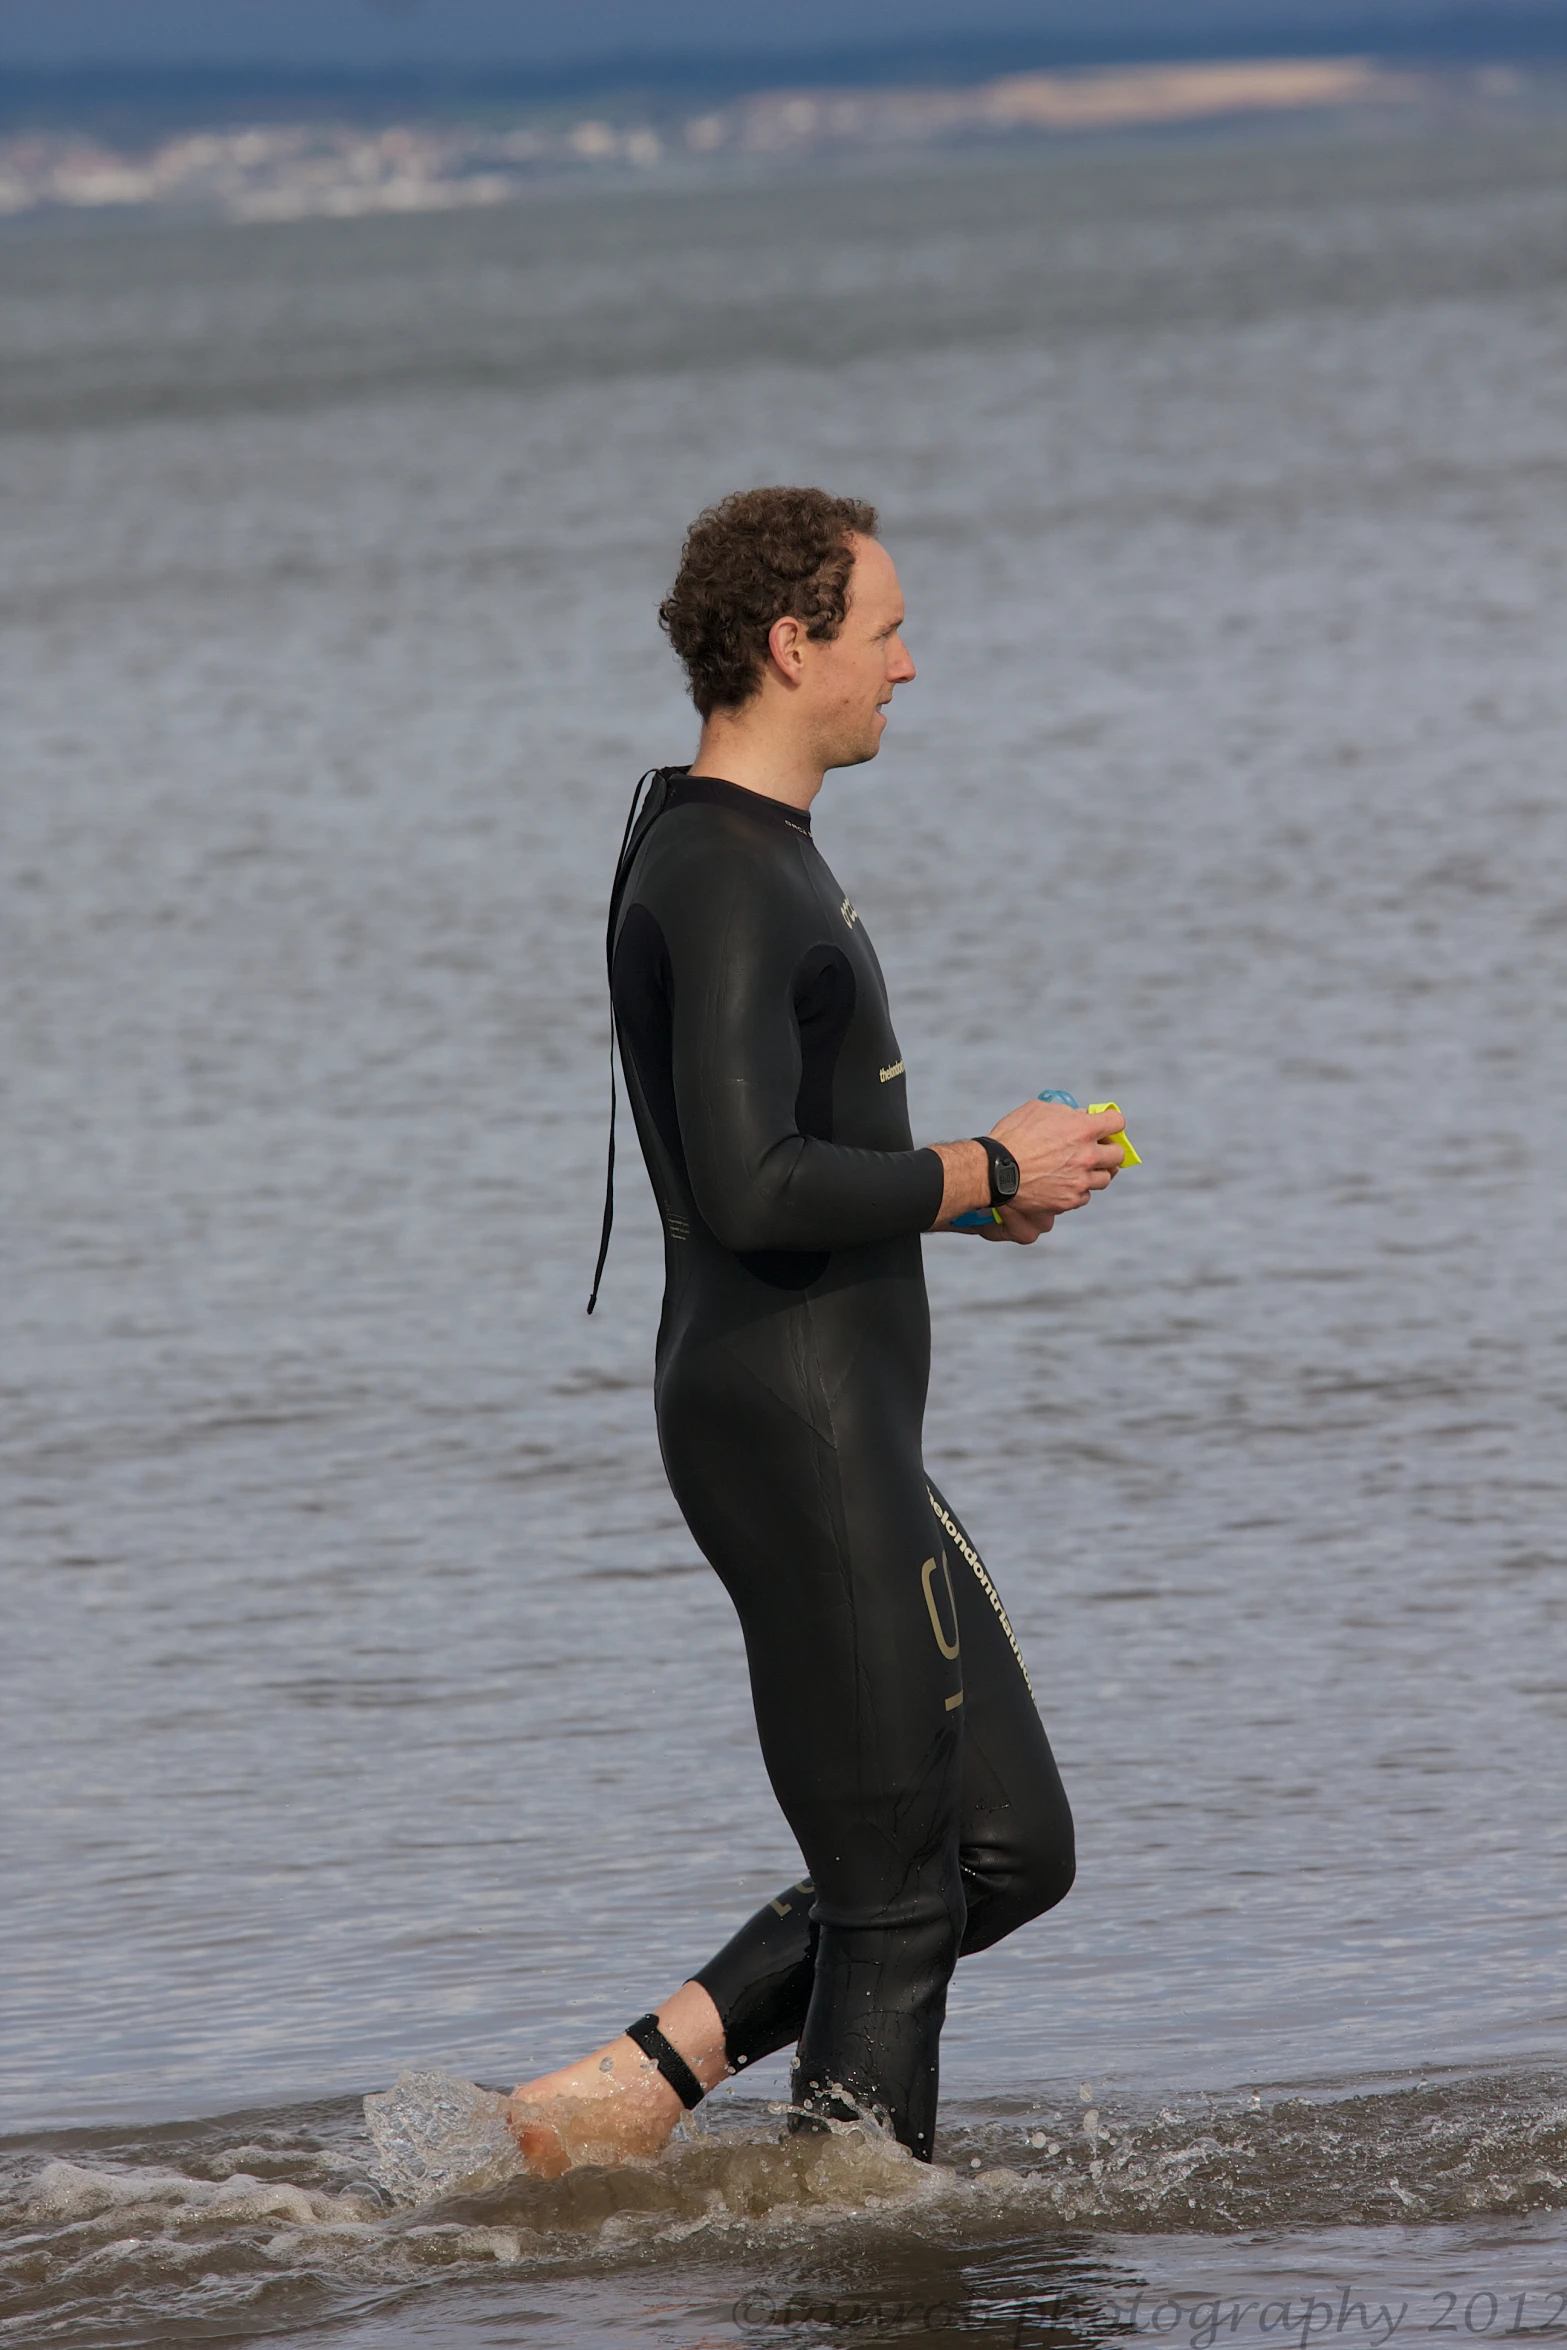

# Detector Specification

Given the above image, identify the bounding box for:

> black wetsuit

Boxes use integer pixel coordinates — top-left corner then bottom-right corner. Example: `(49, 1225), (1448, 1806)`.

(608, 768), (1074, 2161)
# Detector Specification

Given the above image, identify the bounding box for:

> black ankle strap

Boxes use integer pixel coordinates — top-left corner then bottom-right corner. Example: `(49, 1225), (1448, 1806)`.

(625, 2012), (704, 2110)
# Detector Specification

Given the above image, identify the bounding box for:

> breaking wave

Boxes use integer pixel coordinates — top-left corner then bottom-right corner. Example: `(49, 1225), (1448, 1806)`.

(6, 2068), (1567, 2345)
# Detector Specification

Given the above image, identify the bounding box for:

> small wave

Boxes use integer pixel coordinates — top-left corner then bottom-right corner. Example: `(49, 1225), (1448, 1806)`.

(360, 2066), (1567, 2239)
(6, 2070), (1567, 2344)
(941, 2071), (1567, 2234)
(27, 2157), (375, 2231)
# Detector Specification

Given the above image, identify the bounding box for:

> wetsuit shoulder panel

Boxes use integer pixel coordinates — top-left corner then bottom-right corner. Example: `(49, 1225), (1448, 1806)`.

(612, 899), (685, 1182)
(617, 803), (942, 1256)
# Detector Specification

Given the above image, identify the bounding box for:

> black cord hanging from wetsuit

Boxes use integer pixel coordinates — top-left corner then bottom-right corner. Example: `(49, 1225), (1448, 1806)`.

(586, 768), (668, 1314)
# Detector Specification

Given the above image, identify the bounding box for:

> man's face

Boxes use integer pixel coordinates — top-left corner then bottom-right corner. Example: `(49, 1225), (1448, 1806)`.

(805, 535), (916, 770)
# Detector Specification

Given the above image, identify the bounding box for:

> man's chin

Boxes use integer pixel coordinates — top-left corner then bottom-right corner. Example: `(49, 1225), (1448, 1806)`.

(827, 727), (886, 773)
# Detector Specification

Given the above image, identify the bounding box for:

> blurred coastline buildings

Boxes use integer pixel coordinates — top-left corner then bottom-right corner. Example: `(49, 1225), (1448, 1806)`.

(0, 54), (1549, 224)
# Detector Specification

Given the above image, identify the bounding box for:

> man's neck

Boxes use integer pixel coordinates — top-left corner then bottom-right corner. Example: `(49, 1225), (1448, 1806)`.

(687, 711), (824, 812)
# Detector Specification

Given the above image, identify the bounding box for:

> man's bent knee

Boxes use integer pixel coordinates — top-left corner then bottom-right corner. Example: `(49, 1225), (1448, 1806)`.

(961, 1815), (1075, 1951)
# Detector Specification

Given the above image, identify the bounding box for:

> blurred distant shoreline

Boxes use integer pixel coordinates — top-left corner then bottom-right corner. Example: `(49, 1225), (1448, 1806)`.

(1, 44), (1563, 229)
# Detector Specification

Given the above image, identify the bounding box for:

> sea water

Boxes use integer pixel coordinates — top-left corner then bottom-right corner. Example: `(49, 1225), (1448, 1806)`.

(3, 123), (1566, 2346)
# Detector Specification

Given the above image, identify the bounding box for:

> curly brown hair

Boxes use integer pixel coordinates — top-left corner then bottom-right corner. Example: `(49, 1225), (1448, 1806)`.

(659, 485), (879, 719)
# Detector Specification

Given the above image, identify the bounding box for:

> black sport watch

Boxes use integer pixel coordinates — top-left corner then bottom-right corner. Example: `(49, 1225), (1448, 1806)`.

(973, 1135), (1021, 1209)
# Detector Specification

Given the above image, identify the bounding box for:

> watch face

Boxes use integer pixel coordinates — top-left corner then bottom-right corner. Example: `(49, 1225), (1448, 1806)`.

(996, 1152), (1021, 1200)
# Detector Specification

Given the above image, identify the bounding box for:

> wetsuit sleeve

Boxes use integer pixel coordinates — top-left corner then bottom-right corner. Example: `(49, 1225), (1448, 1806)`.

(666, 860), (945, 1254)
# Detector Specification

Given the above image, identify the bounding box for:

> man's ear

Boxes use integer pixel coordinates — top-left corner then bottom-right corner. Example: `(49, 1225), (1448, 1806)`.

(766, 613), (806, 685)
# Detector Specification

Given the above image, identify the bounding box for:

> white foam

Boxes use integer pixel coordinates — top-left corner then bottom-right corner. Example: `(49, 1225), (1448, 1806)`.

(28, 2158), (371, 2231)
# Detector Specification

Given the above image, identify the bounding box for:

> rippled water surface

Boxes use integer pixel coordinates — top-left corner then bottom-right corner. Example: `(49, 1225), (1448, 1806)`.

(4, 123), (1566, 2345)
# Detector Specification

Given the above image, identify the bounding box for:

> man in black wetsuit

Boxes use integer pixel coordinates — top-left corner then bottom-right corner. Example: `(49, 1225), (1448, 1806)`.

(507, 487), (1127, 2176)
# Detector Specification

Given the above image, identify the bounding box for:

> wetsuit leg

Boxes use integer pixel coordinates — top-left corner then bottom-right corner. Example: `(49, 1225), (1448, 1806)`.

(927, 1481), (1076, 1950)
(692, 1874), (820, 2078)
(688, 1474), (1073, 2143)
(661, 1345), (966, 2161)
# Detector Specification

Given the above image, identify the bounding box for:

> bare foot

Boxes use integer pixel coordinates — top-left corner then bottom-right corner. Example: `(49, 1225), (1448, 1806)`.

(507, 2038), (680, 2175)
(505, 1983), (728, 2177)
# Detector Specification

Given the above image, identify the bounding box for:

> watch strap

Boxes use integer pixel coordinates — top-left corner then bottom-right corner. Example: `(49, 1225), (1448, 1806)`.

(972, 1135), (1020, 1208)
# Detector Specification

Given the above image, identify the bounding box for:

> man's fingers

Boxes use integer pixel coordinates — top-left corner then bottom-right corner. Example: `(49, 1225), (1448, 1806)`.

(989, 1099), (1135, 1219)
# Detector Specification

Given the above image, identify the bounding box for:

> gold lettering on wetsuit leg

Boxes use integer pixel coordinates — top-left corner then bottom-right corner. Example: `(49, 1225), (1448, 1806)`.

(768, 1876), (814, 1917)
(920, 1554), (961, 1660)
(840, 897), (859, 929)
(879, 1060), (905, 1084)
(926, 1488), (1034, 1698)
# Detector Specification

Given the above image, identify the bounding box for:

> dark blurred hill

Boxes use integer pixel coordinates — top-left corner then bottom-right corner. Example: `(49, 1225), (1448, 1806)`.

(4, 4), (1566, 135)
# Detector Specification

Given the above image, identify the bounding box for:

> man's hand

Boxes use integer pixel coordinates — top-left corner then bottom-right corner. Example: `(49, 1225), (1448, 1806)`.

(983, 1204), (1056, 1245)
(931, 1102), (1126, 1243)
(994, 1098), (1126, 1219)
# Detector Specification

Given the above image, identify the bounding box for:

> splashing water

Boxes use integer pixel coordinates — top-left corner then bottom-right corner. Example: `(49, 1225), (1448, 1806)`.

(10, 2071), (1567, 2350)
(363, 2070), (524, 2203)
